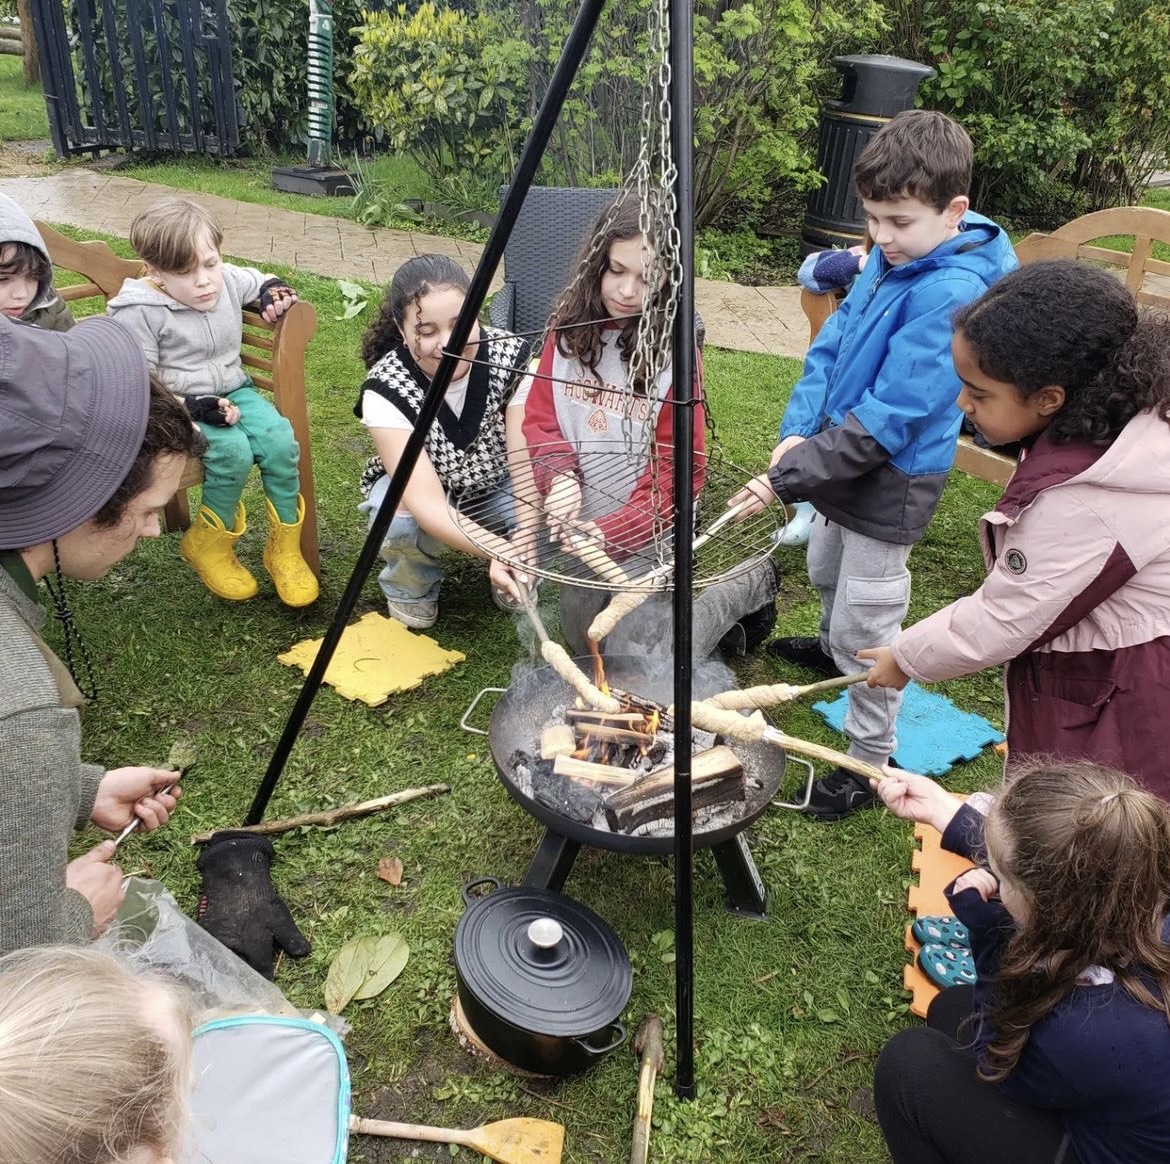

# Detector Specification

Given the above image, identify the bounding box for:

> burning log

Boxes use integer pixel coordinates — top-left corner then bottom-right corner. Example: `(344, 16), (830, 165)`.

(602, 745), (744, 832)
(541, 725), (577, 760)
(565, 709), (646, 726)
(552, 754), (640, 788)
(571, 723), (654, 748)
(533, 774), (605, 823)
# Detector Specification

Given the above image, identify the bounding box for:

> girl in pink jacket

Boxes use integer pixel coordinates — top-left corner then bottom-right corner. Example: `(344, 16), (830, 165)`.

(861, 260), (1170, 799)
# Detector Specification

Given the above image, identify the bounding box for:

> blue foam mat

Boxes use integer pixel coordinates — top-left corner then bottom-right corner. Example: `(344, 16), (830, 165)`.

(812, 681), (1004, 777)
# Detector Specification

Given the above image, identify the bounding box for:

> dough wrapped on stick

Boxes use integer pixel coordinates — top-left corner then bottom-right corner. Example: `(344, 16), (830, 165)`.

(705, 672), (867, 710)
(542, 642), (622, 713)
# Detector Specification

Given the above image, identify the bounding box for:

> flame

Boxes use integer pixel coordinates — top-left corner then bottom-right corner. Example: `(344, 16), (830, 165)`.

(588, 640), (610, 694)
(647, 710), (661, 736)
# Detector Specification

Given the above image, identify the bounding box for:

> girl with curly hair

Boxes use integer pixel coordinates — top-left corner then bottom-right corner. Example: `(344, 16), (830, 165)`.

(873, 761), (1170, 1163)
(355, 255), (534, 628)
(860, 260), (1170, 798)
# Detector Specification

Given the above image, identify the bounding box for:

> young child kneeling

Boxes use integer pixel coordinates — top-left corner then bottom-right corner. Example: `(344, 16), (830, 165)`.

(109, 197), (317, 606)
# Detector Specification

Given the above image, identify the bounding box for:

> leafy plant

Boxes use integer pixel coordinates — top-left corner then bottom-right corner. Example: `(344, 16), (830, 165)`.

(334, 279), (369, 321)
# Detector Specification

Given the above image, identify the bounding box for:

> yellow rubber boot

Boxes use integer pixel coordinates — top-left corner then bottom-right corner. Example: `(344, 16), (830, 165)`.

(180, 505), (258, 601)
(263, 495), (319, 608)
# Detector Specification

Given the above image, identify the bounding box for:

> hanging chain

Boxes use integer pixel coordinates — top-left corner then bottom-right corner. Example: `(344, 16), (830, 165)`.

(42, 540), (99, 701)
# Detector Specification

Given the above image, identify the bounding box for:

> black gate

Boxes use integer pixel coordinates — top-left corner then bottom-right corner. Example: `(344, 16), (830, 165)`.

(29, 0), (239, 158)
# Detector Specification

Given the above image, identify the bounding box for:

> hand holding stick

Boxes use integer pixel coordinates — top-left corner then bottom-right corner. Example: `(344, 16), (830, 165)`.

(705, 672), (868, 711)
(690, 702), (888, 785)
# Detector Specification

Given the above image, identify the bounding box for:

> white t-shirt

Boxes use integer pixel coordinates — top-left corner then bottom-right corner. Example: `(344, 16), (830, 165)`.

(361, 371), (471, 432)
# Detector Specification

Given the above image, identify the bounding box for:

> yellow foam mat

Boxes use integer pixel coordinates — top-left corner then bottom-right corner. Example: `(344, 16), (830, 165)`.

(278, 612), (465, 706)
(903, 815), (975, 1018)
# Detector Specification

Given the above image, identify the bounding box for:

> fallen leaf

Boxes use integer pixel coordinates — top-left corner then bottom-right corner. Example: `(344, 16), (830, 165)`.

(352, 932), (410, 1000)
(377, 856), (404, 886)
(166, 738), (198, 772)
(324, 938), (373, 1013)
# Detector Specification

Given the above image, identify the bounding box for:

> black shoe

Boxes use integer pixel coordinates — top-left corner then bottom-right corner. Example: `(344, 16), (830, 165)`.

(766, 635), (843, 677)
(720, 601), (778, 657)
(802, 768), (880, 821)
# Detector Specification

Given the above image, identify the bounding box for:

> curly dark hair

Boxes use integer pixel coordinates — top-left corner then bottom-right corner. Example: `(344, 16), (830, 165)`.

(979, 760), (1170, 1083)
(954, 260), (1170, 445)
(361, 255), (471, 369)
(551, 190), (669, 393)
(92, 374), (206, 528)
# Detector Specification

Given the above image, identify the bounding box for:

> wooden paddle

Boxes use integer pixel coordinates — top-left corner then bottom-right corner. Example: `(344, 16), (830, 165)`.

(351, 1115), (565, 1163)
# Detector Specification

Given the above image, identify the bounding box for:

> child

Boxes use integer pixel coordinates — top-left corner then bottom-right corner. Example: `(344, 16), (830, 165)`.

(860, 260), (1170, 800)
(0, 192), (75, 331)
(0, 945), (191, 1163)
(355, 254), (533, 628)
(873, 762), (1170, 1163)
(729, 110), (1017, 819)
(522, 192), (777, 657)
(108, 197), (317, 607)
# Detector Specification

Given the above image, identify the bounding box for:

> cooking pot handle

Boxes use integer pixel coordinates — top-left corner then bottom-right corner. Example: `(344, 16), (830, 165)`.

(573, 1021), (628, 1057)
(460, 687), (506, 737)
(461, 876), (504, 907)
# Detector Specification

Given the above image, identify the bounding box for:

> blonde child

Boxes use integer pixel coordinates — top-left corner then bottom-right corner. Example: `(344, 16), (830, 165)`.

(861, 261), (1170, 800)
(108, 197), (317, 607)
(0, 946), (191, 1163)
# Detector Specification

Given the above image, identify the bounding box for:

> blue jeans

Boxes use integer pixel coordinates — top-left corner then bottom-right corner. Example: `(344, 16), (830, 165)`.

(358, 475), (515, 605)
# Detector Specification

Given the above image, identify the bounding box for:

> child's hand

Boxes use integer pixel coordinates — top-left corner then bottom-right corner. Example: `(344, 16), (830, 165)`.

(219, 397), (241, 425)
(873, 769), (962, 834)
(257, 279), (298, 323)
(856, 646), (910, 689)
(727, 472), (776, 519)
(546, 474), (583, 541)
(769, 434), (806, 468)
(489, 556), (528, 603)
(953, 867), (999, 902)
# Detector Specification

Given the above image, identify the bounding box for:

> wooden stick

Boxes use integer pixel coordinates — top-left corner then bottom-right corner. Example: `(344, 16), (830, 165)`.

(688, 703), (888, 784)
(564, 533), (631, 587)
(541, 725), (577, 759)
(630, 1016), (665, 1164)
(552, 754), (640, 787)
(190, 784), (450, 844)
(565, 709), (646, 726)
(706, 672), (868, 710)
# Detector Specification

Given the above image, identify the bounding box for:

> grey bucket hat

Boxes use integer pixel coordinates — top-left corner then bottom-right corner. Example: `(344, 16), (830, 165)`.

(0, 314), (150, 550)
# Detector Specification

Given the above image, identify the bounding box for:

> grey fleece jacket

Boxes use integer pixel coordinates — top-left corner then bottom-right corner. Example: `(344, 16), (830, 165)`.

(0, 192), (75, 332)
(0, 560), (104, 951)
(107, 263), (271, 396)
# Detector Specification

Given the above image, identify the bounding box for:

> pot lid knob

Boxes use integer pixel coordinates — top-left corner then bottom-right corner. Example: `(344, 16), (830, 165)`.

(527, 917), (564, 949)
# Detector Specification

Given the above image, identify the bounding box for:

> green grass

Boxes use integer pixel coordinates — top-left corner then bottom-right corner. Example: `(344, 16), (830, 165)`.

(0, 53), (49, 141)
(47, 225), (1010, 1162)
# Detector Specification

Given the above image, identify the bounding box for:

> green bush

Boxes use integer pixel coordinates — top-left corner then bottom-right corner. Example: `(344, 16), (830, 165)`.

(348, 2), (526, 192)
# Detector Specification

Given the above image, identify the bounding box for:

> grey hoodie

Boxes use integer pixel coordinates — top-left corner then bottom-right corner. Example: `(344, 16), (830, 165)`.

(0, 193), (74, 332)
(107, 263), (271, 396)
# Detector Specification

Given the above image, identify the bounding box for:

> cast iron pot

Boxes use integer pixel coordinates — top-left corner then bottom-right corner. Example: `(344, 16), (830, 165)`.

(454, 877), (631, 1076)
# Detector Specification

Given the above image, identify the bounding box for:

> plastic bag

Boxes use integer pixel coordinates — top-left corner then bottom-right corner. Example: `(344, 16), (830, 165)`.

(96, 877), (346, 1034)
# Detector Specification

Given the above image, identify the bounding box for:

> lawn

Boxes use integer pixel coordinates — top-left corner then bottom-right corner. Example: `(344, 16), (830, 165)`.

(48, 227), (1007, 1162)
(0, 53), (49, 141)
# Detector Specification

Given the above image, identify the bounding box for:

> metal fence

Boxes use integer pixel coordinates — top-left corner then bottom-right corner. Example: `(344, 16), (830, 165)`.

(29, 0), (239, 157)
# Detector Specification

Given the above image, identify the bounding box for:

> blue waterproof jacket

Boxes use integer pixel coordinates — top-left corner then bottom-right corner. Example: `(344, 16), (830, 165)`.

(769, 212), (1017, 544)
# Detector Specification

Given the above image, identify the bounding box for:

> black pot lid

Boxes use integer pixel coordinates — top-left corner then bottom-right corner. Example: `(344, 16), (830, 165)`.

(455, 885), (632, 1038)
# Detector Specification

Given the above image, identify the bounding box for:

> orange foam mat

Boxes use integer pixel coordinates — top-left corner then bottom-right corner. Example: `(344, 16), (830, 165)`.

(903, 816), (975, 1018)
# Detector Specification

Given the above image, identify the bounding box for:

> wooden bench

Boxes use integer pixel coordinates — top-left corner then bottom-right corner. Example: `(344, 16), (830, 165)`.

(799, 204), (1170, 487)
(34, 221), (320, 575)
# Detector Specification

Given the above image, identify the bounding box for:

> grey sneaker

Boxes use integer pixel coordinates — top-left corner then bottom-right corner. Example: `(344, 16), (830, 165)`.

(386, 598), (438, 629)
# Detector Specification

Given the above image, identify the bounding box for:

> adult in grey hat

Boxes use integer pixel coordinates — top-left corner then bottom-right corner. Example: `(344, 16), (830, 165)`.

(0, 314), (204, 953)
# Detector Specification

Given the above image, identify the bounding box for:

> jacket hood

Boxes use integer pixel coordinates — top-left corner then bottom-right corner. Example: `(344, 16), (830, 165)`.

(107, 277), (183, 310)
(874, 211), (1016, 287)
(999, 410), (1170, 519)
(0, 193), (55, 310)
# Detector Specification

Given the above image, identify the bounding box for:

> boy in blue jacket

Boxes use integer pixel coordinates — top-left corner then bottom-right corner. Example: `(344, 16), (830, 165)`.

(731, 110), (1017, 820)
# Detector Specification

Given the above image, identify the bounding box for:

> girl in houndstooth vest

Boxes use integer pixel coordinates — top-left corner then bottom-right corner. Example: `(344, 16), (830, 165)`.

(356, 255), (533, 629)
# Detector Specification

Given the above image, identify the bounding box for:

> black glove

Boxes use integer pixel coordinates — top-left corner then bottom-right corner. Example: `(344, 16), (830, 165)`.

(257, 277), (297, 315)
(184, 395), (231, 426)
(195, 831), (310, 979)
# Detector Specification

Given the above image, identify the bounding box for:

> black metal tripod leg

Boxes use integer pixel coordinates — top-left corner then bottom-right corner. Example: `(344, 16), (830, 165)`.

(523, 829), (581, 892)
(711, 833), (769, 920)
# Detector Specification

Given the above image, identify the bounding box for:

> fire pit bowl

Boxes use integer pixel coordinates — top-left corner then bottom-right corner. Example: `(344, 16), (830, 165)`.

(465, 654), (785, 857)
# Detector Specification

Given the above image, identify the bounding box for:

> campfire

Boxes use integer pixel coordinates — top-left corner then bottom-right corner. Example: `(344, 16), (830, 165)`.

(510, 647), (750, 836)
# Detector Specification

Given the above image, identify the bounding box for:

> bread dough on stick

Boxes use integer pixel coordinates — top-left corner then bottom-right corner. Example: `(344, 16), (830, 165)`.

(542, 641), (622, 713)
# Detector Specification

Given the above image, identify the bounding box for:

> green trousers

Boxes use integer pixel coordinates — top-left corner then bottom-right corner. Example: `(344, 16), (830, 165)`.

(197, 384), (300, 524)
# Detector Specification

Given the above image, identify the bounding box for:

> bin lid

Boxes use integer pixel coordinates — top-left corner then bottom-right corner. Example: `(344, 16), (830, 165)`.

(829, 54), (936, 117)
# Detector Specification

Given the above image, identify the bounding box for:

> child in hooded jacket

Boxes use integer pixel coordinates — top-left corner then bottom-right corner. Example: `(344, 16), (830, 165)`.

(861, 260), (1170, 801)
(0, 193), (75, 331)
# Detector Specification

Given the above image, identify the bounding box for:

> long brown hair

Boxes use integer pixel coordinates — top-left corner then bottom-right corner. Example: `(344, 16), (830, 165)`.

(980, 760), (1170, 1082)
(551, 190), (668, 391)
